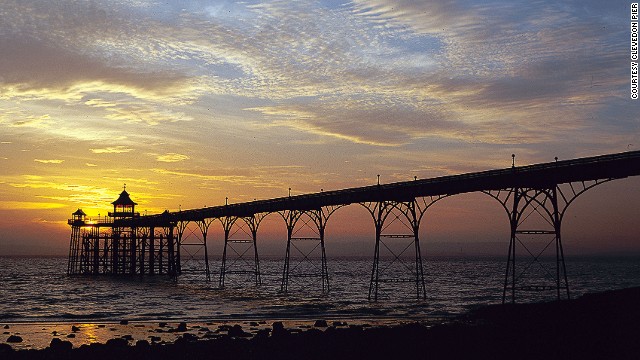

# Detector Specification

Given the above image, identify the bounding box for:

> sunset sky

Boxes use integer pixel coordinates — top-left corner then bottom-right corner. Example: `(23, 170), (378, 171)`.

(1, 0), (639, 256)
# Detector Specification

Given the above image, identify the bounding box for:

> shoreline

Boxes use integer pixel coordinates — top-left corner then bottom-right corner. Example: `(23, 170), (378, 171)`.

(0, 317), (430, 351)
(2, 287), (640, 359)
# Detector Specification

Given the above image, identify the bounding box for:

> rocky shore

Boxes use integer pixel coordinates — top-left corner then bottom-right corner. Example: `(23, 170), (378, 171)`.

(2, 287), (639, 360)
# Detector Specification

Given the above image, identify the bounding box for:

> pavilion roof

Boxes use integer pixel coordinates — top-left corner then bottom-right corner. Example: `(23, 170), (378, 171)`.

(111, 190), (137, 206)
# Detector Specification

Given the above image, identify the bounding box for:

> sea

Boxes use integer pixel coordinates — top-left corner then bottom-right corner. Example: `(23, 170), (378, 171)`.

(1, 256), (640, 324)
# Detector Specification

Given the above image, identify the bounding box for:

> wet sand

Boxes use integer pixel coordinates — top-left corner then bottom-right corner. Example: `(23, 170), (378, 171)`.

(2, 287), (639, 359)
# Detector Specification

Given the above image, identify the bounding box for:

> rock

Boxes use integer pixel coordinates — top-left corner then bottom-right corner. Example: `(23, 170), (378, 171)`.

(3, 325), (9, 329)
(66, 334), (76, 338)
(202, 331), (218, 339)
(6, 335), (23, 343)
(176, 322), (188, 332)
(121, 334), (134, 341)
(182, 333), (198, 341)
(228, 324), (251, 337)
(0, 343), (13, 353)
(148, 336), (161, 343)
(135, 340), (150, 348)
(272, 322), (289, 337)
(71, 325), (80, 332)
(105, 338), (128, 348)
(49, 338), (73, 351)
(255, 329), (270, 339)
(51, 331), (58, 336)
(314, 319), (328, 327)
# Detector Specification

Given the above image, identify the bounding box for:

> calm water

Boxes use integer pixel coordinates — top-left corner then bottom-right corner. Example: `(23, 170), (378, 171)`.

(1, 256), (639, 323)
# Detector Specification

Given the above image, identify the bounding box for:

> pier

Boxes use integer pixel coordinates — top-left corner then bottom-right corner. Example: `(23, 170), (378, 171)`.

(68, 150), (640, 303)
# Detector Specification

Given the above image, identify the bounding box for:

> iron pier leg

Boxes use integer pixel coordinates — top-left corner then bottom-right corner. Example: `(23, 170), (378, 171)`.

(220, 220), (231, 288)
(319, 223), (329, 293)
(279, 209), (335, 294)
(281, 220), (294, 293)
(218, 216), (261, 287)
(149, 227), (155, 275)
(252, 227), (261, 286)
(368, 221), (381, 301)
(167, 226), (176, 279)
(493, 186), (574, 304)
(203, 226), (211, 282)
(130, 228), (137, 275)
(363, 199), (433, 302)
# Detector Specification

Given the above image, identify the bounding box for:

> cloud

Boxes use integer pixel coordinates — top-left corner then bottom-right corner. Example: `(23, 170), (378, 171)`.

(150, 168), (253, 183)
(90, 146), (133, 154)
(0, 35), (193, 102)
(34, 159), (64, 164)
(0, 201), (66, 210)
(156, 153), (190, 163)
(102, 103), (193, 125)
(351, 0), (477, 35)
(250, 102), (461, 146)
(0, 0), (634, 156)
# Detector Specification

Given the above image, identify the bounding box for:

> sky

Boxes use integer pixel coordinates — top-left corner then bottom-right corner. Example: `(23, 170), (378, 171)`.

(0, 0), (639, 256)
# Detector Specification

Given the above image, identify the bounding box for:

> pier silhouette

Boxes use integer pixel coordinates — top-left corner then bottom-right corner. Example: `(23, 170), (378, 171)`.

(68, 150), (640, 302)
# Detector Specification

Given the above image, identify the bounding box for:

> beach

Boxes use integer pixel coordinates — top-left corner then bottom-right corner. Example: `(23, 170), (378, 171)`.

(2, 287), (639, 360)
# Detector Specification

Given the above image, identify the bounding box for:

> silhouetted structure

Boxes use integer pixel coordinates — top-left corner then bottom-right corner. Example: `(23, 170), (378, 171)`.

(68, 150), (640, 302)
(68, 187), (181, 277)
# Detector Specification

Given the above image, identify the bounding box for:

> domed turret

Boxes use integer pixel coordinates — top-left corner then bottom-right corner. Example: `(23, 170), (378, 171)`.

(68, 208), (86, 226)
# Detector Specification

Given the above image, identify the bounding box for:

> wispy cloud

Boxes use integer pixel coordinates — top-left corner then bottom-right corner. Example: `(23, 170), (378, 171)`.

(0, 201), (66, 210)
(34, 159), (64, 164)
(156, 153), (190, 163)
(90, 146), (133, 154)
